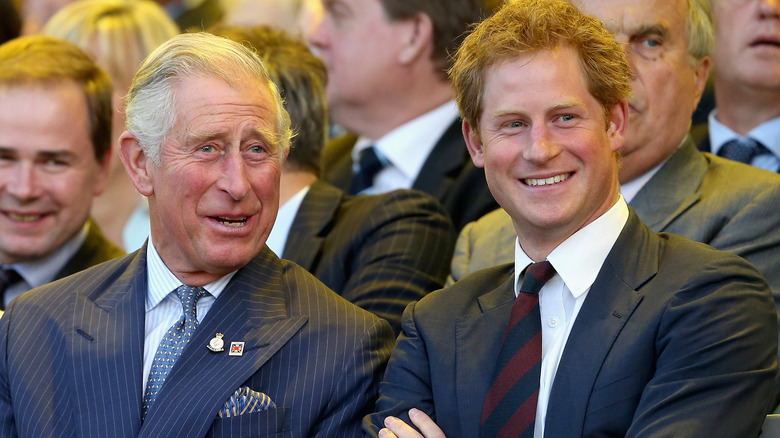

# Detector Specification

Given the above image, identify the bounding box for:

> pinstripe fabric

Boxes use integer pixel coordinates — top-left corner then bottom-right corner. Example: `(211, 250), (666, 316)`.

(0, 245), (395, 437)
(283, 181), (455, 334)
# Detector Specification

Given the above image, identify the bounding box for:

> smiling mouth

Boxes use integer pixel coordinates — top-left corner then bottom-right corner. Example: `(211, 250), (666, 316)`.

(6, 212), (44, 222)
(523, 173), (572, 187)
(214, 216), (248, 227)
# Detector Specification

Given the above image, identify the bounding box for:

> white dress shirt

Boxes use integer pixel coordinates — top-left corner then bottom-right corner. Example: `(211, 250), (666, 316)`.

(351, 100), (460, 194)
(266, 185), (310, 256)
(513, 196), (629, 438)
(142, 239), (236, 390)
(708, 110), (780, 172)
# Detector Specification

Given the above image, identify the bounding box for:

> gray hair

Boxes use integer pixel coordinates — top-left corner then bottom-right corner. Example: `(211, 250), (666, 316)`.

(125, 32), (292, 164)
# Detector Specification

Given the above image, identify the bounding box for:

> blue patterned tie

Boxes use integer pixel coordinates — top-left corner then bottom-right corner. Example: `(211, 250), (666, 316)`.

(141, 285), (207, 421)
(718, 138), (767, 164)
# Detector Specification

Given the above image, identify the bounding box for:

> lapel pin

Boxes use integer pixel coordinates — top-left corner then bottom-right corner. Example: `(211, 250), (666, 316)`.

(207, 333), (225, 352)
(229, 341), (245, 357)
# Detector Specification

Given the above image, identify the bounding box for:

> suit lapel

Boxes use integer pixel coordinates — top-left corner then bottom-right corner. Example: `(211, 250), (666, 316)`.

(70, 248), (148, 436)
(630, 138), (706, 231)
(455, 271), (516, 438)
(282, 181), (343, 270)
(138, 248), (306, 437)
(412, 119), (468, 199)
(545, 211), (658, 436)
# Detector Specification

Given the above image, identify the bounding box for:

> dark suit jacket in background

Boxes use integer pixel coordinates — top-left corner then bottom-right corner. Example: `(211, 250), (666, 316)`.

(55, 218), (124, 280)
(365, 210), (777, 437)
(282, 181), (455, 334)
(0, 245), (395, 437)
(321, 120), (498, 231)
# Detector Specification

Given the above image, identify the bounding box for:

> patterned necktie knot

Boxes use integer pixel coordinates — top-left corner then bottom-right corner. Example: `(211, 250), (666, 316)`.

(719, 138), (767, 164)
(142, 285), (207, 421)
(520, 261), (556, 295)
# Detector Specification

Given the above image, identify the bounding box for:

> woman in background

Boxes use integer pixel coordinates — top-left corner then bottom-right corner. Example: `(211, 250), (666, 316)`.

(43, 0), (180, 251)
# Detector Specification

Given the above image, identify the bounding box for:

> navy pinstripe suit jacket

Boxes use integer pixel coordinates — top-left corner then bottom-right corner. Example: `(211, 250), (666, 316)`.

(0, 245), (395, 437)
(283, 181), (456, 334)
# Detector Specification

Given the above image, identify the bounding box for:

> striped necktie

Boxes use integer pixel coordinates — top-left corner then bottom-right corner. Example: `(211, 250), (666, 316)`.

(141, 285), (207, 421)
(480, 261), (556, 438)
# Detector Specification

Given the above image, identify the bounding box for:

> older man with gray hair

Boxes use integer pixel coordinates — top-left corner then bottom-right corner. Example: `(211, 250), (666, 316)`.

(0, 32), (394, 438)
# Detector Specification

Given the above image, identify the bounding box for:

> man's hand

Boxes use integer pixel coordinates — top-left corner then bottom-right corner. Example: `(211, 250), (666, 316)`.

(378, 408), (446, 438)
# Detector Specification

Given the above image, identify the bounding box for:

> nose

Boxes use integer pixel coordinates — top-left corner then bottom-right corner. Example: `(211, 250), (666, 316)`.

(6, 162), (39, 201)
(758, 0), (779, 18)
(523, 125), (562, 164)
(216, 151), (251, 201)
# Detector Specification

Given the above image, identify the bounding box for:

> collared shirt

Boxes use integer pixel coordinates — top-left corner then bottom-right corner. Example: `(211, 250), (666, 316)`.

(351, 100), (460, 194)
(2, 223), (88, 307)
(619, 136), (689, 204)
(266, 185), (310, 256)
(142, 239), (236, 390)
(708, 110), (780, 172)
(513, 196), (629, 438)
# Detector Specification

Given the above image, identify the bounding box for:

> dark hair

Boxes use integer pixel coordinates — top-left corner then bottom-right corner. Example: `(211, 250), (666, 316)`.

(379, 0), (502, 77)
(209, 24), (327, 175)
(0, 35), (113, 160)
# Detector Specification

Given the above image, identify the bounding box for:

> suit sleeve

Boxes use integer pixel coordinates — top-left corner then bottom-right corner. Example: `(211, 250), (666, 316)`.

(0, 308), (16, 438)
(363, 302), (436, 437)
(340, 190), (455, 335)
(627, 255), (778, 437)
(313, 317), (395, 438)
(705, 182), (780, 312)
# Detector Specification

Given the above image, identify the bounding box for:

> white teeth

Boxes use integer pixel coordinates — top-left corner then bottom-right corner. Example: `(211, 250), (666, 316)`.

(523, 173), (571, 187)
(217, 217), (247, 227)
(8, 213), (43, 222)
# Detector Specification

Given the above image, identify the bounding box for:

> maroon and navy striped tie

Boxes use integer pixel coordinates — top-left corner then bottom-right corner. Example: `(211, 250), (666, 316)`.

(480, 261), (556, 438)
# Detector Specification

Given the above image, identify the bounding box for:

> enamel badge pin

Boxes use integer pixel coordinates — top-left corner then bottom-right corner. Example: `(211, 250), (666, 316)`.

(207, 333), (225, 352)
(229, 342), (245, 357)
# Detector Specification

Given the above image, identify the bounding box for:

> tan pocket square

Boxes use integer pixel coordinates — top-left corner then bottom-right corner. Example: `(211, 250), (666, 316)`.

(217, 386), (276, 418)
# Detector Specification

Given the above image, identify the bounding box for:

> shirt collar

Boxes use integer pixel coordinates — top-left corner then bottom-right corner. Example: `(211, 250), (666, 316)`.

(266, 184), (310, 255)
(145, 238), (235, 311)
(352, 100), (460, 181)
(10, 222), (89, 289)
(514, 196), (629, 297)
(709, 110), (780, 158)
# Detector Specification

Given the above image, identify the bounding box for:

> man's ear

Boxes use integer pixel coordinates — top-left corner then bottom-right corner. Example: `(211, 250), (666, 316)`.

(463, 119), (485, 168)
(607, 101), (629, 153)
(92, 146), (112, 196)
(398, 12), (434, 65)
(119, 131), (154, 197)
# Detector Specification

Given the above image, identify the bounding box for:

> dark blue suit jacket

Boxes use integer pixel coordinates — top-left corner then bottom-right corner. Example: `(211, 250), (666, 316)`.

(365, 210), (777, 437)
(282, 181), (455, 334)
(0, 245), (394, 437)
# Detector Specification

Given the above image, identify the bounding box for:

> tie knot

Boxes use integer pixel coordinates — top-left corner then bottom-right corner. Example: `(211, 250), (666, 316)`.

(719, 138), (767, 164)
(520, 261), (556, 295)
(349, 146), (386, 194)
(174, 285), (207, 313)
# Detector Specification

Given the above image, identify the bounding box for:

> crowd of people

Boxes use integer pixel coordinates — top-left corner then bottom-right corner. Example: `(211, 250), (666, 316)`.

(0, 0), (778, 436)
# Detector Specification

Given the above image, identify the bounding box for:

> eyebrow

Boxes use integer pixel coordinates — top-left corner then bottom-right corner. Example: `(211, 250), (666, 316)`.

(491, 99), (586, 119)
(185, 127), (280, 150)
